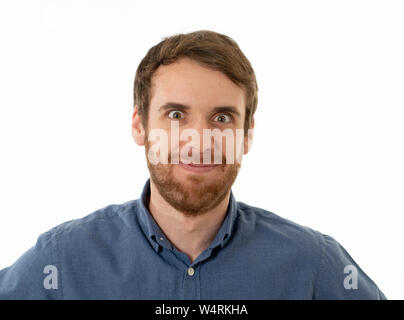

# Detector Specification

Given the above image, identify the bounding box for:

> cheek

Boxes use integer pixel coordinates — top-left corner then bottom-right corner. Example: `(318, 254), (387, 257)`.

(147, 112), (165, 129)
(214, 131), (245, 163)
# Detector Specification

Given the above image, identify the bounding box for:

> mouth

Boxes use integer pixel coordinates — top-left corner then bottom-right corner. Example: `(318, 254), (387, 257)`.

(178, 161), (220, 173)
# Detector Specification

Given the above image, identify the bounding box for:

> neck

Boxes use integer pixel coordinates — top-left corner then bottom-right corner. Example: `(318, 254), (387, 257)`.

(147, 179), (230, 264)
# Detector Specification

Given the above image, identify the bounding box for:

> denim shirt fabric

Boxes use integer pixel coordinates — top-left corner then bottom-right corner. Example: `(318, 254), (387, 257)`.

(0, 179), (386, 299)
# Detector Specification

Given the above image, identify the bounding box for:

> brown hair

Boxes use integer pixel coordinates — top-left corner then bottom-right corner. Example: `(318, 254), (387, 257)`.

(133, 30), (258, 134)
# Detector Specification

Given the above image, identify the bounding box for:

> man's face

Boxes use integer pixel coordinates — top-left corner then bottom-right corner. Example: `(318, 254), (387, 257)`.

(141, 57), (249, 216)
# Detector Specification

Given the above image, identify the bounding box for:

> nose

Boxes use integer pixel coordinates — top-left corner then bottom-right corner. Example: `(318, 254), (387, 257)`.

(180, 118), (214, 163)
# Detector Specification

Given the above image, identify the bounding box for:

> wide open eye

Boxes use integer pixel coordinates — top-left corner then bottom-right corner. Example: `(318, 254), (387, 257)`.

(214, 114), (232, 123)
(168, 110), (185, 120)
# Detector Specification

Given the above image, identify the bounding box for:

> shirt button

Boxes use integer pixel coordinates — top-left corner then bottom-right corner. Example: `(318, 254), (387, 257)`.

(187, 267), (195, 276)
(159, 237), (164, 241)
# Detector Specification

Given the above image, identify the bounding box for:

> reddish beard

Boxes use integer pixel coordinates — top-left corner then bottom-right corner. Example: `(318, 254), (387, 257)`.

(144, 140), (240, 217)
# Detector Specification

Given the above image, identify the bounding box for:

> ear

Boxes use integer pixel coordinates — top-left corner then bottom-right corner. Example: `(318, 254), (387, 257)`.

(131, 105), (146, 146)
(243, 117), (254, 155)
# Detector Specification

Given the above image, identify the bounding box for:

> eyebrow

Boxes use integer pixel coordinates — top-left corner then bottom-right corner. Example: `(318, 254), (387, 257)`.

(158, 103), (190, 112)
(158, 102), (241, 118)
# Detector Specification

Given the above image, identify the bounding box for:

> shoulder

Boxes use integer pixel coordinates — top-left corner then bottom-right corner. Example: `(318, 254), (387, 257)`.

(235, 201), (323, 250)
(21, 199), (141, 268)
(234, 201), (324, 279)
(50, 199), (139, 240)
(235, 201), (386, 299)
(0, 199), (140, 299)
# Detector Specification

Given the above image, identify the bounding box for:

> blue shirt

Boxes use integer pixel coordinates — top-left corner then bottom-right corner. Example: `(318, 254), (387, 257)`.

(0, 179), (386, 299)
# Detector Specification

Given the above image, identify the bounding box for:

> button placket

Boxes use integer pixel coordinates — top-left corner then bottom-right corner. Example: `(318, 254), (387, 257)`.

(187, 267), (195, 276)
(182, 265), (200, 299)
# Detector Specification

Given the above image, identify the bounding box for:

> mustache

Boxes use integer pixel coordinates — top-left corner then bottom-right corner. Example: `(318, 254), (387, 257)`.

(168, 148), (229, 164)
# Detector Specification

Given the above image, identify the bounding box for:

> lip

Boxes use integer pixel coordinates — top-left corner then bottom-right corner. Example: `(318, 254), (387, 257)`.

(178, 161), (220, 173)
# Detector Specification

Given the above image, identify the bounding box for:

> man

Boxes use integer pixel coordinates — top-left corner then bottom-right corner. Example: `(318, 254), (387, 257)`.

(0, 30), (386, 299)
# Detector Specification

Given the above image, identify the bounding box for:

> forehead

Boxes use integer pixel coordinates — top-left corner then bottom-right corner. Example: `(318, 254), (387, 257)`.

(149, 57), (245, 112)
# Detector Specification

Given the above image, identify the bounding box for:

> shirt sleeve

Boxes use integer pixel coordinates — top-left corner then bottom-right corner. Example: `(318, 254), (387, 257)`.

(0, 229), (61, 299)
(313, 233), (387, 299)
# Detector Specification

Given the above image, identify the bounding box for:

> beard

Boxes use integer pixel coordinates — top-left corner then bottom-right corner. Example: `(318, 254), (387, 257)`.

(145, 139), (241, 217)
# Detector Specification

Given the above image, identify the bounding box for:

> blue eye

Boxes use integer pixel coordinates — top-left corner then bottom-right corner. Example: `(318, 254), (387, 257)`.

(214, 114), (231, 123)
(168, 110), (184, 120)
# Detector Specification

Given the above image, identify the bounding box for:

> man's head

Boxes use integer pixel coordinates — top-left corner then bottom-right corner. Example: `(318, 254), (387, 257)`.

(131, 30), (258, 216)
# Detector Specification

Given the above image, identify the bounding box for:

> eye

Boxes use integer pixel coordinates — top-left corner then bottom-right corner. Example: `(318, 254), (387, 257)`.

(168, 110), (184, 120)
(214, 114), (232, 123)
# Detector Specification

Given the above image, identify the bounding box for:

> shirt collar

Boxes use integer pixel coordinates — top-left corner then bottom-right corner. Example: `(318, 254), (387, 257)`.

(137, 178), (238, 252)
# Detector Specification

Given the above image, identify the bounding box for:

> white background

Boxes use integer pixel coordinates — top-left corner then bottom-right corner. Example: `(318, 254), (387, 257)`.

(0, 0), (402, 299)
